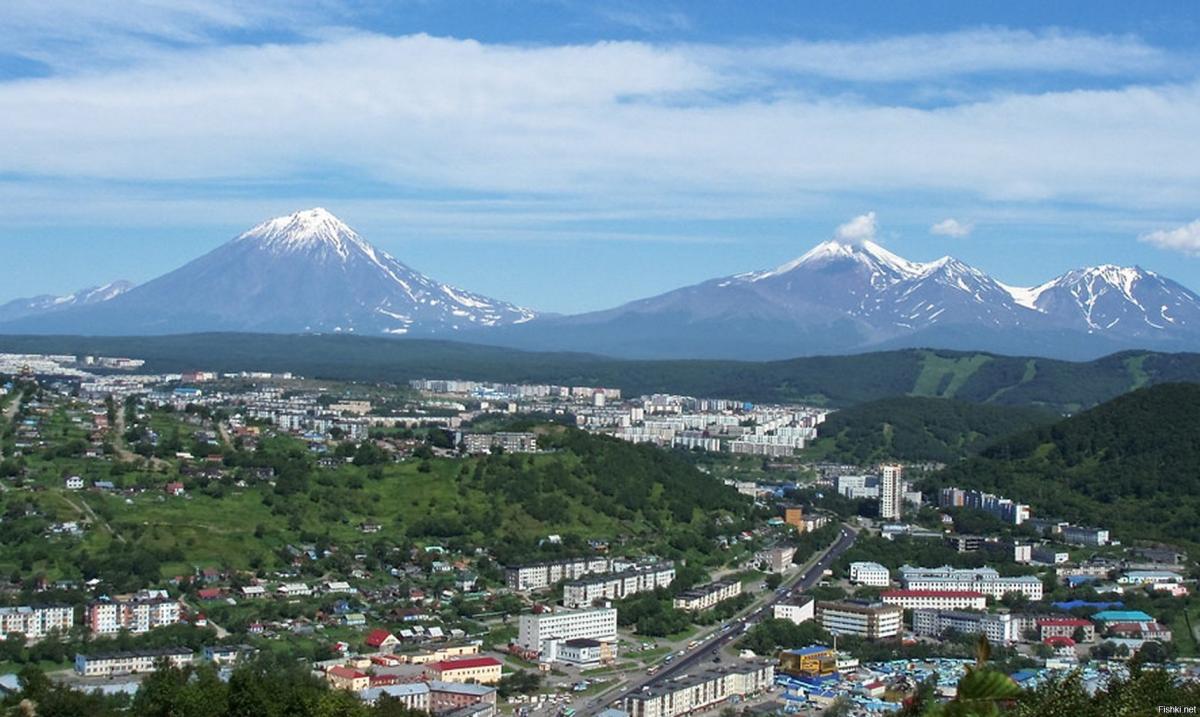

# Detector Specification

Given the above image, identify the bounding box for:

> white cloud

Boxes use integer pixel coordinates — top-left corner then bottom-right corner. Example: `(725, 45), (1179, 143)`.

(835, 212), (878, 243)
(930, 218), (974, 237)
(0, 24), (1196, 234)
(1139, 219), (1200, 255)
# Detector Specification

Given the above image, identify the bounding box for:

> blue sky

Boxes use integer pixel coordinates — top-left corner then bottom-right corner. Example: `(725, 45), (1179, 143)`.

(1, 0), (1199, 312)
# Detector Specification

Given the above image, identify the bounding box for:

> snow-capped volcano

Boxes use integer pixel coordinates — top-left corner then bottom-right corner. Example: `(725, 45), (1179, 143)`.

(0, 280), (134, 323)
(0, 209), (536, 336)
(483, 238), (1200, 360)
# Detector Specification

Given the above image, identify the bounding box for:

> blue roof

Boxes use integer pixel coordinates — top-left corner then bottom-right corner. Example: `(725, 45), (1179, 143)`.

(1092, 610), (1154, 623)
(786, 645), (833, 657)
(1052, 600), (1123, 611)
(1011, 670), (1039, 684)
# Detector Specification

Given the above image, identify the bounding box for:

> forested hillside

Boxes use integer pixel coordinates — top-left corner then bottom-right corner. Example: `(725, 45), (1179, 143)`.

(927, 383), (1200, 544)
(811, 397), (1058, 463)
(3, 333), (1200, 410)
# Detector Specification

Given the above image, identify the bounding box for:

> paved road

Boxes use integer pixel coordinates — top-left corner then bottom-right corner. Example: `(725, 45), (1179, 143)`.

(586, 525), (860, 716)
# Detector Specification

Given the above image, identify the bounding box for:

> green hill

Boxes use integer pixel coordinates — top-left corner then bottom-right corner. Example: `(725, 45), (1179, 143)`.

(927, 382), (1200, 545)
(3, 333), (1200, 410)
(810, 397), (1058, 463)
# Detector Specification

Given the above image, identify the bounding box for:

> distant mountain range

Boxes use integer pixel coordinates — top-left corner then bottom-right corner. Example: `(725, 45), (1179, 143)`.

(3, 209), (1199, 360)
(0, 209), (535, 336)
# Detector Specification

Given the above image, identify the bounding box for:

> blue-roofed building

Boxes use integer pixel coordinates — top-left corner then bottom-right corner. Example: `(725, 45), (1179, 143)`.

(1052, 600), (1123, 611)
(1065, 575), (1098, 588)
(1011, 670), (1039, 687)
(1091, 610), (1154, 625)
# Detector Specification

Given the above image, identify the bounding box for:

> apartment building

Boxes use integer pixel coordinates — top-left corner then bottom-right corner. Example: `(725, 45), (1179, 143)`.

(1037, 617), (1095, 643)
(881, 590), (987, 611)
(505, 557), (611, 591)
(86, 597), (181, 636)
(1061, 526), (1110, 547)
(562, 563), (675, 609)
(462, 432), (537, 455)
(898, 565), (1044, 601)
(672, 581), (742, 612)
(74, 648), (194, 677)
(516, 608), (618, 655)
(848, 561), (891, 587)
(773, 597), (815, 625)
(912, 609), (1020, 646)
(815, 601), (904, 639)
(0, 605), (74, 641)
(623, 662), (775, 717)
(879, 465), (904, 521)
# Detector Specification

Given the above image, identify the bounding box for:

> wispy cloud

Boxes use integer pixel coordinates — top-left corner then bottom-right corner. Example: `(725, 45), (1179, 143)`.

(930, 218), (974, 237)
(1140, 219), (1200, 255)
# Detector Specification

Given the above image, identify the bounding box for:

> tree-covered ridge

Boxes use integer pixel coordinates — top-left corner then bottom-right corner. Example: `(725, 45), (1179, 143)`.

(813, 397), (1058, 463)
(929, 383), (1200, 544)
(4, 334), (1200, 409)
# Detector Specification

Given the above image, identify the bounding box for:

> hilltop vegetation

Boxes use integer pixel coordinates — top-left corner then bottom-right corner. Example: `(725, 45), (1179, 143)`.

(3, 334), (1200, 410)
(927, 383), (1200, 545)
(809, 396), (1058, 463)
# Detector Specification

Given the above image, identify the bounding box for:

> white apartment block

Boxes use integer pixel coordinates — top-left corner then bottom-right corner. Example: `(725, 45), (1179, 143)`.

(879, 465), (904, 521)
(912, 609), (1020, 645)
(623, 662), (775, 717)
(773, 597), (815, 625)
(815, 601), (904, 639)
(881, 590), (987, 611)
(1061, 526), (1110, 547)
(898, 565), (1044, 601)
(562, 563), (676, 609)
(672, 580), (742, 612)
(0, 605), (74, 640)
(75, 648), (194, 677)
(516, 608), (618, 654)
(86, 598), (181, 636)
(505, 557), (611, 591)
(849, 561), (891, 587)
(462, 432), (538, 455)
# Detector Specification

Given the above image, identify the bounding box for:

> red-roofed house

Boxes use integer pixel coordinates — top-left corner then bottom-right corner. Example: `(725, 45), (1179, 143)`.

(365, 628), (400, 651)
(880, 589), (986, 611)
(1037, 617), (1094, 642)
(1107, 622), (1173, 641)
(197, 588), (224, 601)
(165, 482), (185, 496)
(1043, 636), (1077, 657)
(425, 656), (503, 684)
(326, 666), (370, 691)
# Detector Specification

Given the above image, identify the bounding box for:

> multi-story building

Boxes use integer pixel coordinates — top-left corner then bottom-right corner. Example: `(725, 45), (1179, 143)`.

(622, 662), (775, 717)
(881, 590), (987, 611)
(940, 488), (1030, 525)
(1061, 525), (1110, 546)
(358, 684), (431, 711)
(505, 557), (611, 592)
(425, 657), (503, 685)
(779, 646), (838, 677)
(773, 597), (815, 625)
(898, 565), (1044, 601)
(815, 601), (903, 639)
(912, 610), (1020, 645)
(672, 581), (742, 612)
(1037, 617), (1095, 643)
(783, 506), (805, 532)
(0, 605), (74, 641)
(428, 681), (498, 714)
(848, 562), (891, 587)
(562, 563), (675, 609)
(757, 546), (796, 574)
(461, 432), (538, 455)
(86, 597), (181, 636)
(879, 465), (904, 521)
(74, 648), (194, 677)
(516, 608), (618, 656)
(835, 475), (879, 500)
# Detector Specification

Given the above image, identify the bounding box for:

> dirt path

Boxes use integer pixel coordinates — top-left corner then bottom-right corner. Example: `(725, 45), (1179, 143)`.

(62, 493), (127, 545)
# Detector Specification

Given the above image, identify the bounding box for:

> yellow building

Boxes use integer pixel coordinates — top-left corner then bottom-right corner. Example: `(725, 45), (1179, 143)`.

(425, 656), (503, 685)
(779, 646), (837, 677)
(784, 506), (805, 532)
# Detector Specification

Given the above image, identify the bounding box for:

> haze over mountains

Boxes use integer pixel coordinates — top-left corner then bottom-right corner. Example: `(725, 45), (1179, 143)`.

(3, 208), (1200, 361)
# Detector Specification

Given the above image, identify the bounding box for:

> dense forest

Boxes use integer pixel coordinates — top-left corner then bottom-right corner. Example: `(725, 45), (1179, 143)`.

(4, 334), (1200, 409)
(812, 396), (1058, 463)
(927, 383), (1200, 545)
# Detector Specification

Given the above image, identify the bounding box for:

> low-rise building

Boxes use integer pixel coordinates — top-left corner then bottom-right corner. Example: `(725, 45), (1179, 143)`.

(622, 661), (775, 717)
(815, 601), (903, 639)
(1061, 526), (1110, 547)
(327, 666), (371, 691)
(848, 562), (891, 587)
(358, 683), (431, 711)
(911, 609), (1020, 646)
(425, 657), (503, 685)
(74, 648), (194, 677)
(881, 589), (986, 611)
(672, 580), (742, 612)
(428, 681), (498, 714)
(1037, 617), (1095, 643)
(898, 565), (1043, 601)
(773, 597), (815, 626)
(779, 646), (837, 677)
